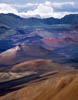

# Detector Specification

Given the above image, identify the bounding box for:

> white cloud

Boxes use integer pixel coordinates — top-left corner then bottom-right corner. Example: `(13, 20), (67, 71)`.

(0, 1), (78, 18)
(0, 3), (18, 14)
(19, 1), (72, 18)
(19, 1), (77, 18)
(20, 2), (54, 18)
(52, 2), (75, 8)
(13, 1), (75, 9)
(13, 3), (38, 8)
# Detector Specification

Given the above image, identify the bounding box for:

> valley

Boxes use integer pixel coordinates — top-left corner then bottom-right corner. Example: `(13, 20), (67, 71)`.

(0, 13), (78, 100)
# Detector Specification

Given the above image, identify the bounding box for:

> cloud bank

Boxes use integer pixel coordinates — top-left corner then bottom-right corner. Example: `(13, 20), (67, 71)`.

(0, 1), (78, 18)
(0, 3), (18, 14)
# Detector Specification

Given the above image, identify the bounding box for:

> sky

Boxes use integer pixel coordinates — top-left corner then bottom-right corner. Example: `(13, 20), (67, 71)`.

(0, 0), (78, 18)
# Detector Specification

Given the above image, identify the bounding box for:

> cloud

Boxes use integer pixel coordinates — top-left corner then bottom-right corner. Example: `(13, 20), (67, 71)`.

(0, 1), (78, 18)
(19, 1), (77, 18)
(52, 2), (75, 8)
(20, 2), (54, 18)
(13, 3), (38, 8)
(53, 1), (78, 12)
(0, 3), (18, 14)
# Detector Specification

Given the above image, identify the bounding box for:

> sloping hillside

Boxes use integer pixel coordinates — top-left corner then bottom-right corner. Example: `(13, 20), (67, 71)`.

(11, 59), (62, 73)
(0, 44), (53, 67)
(0, 70), (78, 100)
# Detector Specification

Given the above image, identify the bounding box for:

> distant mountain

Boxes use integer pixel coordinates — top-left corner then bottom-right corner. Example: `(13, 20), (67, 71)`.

(0, 13), (45, 28)
(0, 13), (78, 65)
(0, 14), (25, 28)
(0, 14), (78, 28)
(60, 14), (78, 24)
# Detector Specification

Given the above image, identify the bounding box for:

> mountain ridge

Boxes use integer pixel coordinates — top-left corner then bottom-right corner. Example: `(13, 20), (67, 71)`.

(0, 13), (78, 28)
